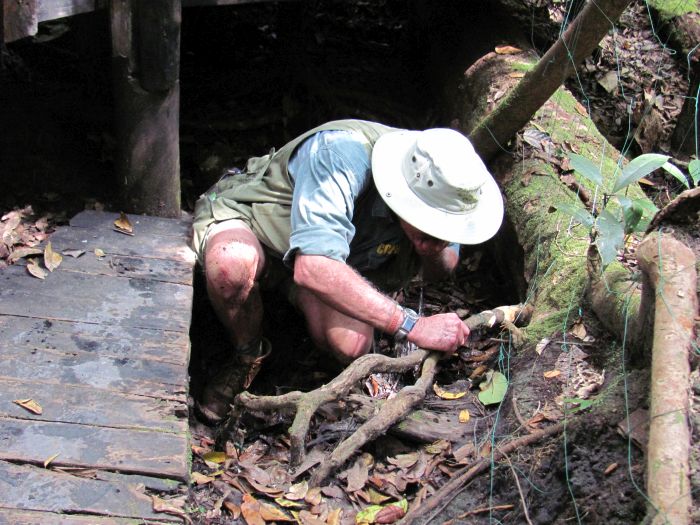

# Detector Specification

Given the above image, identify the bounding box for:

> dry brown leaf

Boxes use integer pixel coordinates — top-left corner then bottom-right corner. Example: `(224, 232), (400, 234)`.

(305, 487), (323, 506)
(368, 488), (391, 505)
(241, 494), (266, 525)
(285, 480), (310, 501)
(114, 212), (134, 235)
(374, 504), (406, 524)
(299, 509), (327, 525)
(495, 45), (522, 54)
(535, 337), (551, 356)
(223, 500), (242, 519)
(345, 454), (372, 493)
(275, 497), (306, 508)
(387, 452), (419, 469)
(62, 249), (85, 258)
(458, 409), (470, 423)
(326, 508), (342, 525)
(452, 443), (475, 463)
(259, 501), (295, 522)
(544, 369), (562, 379)
(44, 242), (62, 272)
(604, 462), (619, 475)
(8, 246), (42, 263)
(26, 260), (47, 279)
(152, 495), (192, 524)
(14, 398), (43, 415)
(239, 439), (269, 465)
(508, 72), (525, 78)
(570, 320), (587, 340)
(191, 472), (214, 485)
(320, 485), (345, 500)
(94, 248), (105, 258)
(44, 453), (60, 468)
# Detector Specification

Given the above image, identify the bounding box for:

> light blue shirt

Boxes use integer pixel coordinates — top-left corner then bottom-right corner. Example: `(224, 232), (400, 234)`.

(286, 130), (373, 264)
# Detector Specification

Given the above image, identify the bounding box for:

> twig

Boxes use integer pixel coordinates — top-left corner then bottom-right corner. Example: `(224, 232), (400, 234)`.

(400, 421), (567, 525)
(442, 504), (515, 525)
(511, 395), (534, 434)
(505, 455), (534, 525)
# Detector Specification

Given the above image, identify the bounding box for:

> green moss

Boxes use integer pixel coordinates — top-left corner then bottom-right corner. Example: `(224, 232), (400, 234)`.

(647, 0), (699, 18)
(511, 61), (535, 72)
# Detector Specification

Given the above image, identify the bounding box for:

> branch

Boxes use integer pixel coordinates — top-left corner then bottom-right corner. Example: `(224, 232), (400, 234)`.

(226, 304), (528, 482)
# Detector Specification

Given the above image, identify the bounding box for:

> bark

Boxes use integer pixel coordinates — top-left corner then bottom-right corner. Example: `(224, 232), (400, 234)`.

(637, 233), (697, 525)
(110, 0), (182, 218)
(226, 305), (526, 485)
(467, 0), (632, 161)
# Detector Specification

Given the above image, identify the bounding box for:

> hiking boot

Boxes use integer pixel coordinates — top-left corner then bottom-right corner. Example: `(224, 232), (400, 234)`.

(195, 337), (271, 425)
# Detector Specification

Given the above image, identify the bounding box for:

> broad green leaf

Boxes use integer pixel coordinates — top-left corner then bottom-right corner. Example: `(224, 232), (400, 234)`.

(568, 153), (603, 186)
(612, 153), (669, 193)
(661, 161), (689, 188)
(595, 208), (625, 267)
(478, 371), (509, 406)
(689, 159), (699, 185)
(562, 397), (595, 413)
(553, 202), (594, 229)
(617, 196), (646, 234)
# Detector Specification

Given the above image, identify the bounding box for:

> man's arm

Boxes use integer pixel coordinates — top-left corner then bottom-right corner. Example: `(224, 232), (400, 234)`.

(294, 254), (469, 353)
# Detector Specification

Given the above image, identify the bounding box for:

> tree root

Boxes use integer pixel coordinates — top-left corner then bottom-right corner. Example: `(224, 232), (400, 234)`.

(224, 304), (527, 486)
(399, 421), (567, 525)
(637, 232), (697, 525)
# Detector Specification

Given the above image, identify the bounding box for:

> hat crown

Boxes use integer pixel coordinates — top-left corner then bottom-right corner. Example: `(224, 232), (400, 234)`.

(403, 129), (487, 215)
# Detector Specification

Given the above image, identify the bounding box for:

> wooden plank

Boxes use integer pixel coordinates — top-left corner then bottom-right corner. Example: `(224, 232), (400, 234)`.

(1, 344), (188, 400)
(0, 461), (180, 522)
(49, 229), (194, 285)
(69, 210), (191, 239)
(0, 418), (189, 480)
(0, 509), (174, 524)
(183, 0), (297, 5)
(0, 315), (189, 366)
(0, 264), (193, 333)
(0, 377), (187, 433)
(37, 1), (99, 23)
(3, 0), (38, 42)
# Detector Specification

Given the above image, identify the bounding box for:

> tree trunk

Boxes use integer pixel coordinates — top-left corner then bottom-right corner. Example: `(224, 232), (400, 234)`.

(467, 0), (632, 161)
(110, 0), (182, 218)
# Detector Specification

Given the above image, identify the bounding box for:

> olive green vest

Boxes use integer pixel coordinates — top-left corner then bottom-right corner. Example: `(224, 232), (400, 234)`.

(192, 119), (397, 258)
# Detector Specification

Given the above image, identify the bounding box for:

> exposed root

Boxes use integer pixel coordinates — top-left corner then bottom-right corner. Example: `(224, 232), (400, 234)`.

(637, 232), (697, 525)
(224, 304), (528, 485)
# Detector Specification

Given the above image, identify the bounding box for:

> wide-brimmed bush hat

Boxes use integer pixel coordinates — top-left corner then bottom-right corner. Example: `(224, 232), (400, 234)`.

(372, 128), (503, 245)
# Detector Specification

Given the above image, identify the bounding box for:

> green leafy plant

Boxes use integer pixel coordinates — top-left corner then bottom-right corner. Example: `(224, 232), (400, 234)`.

(555, 153), (695, 267)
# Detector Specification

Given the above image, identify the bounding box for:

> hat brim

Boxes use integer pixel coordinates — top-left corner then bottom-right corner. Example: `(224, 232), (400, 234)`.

(372, 130), (504, 245)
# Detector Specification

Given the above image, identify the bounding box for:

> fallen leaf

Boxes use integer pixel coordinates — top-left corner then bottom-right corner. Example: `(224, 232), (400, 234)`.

(114, 212), (134, 235)
(241, 494), (265, 525)
(535, 337), (550, 355)
(326, 508), (342, 525)
(495, 45), (522, 54)
(44, 453), (60, 468)
(452, 443), (475, 462)
(433, 383), (467, 400)
(62, 249), (85, 258)
(8, 246), (42, 263)
(458, 409), (471, 423)
(191, 472), (214, 485)
(375, 502), (407, 524)
(44, 242), (62, 272)
(570, 320), (587, 340)
(285, 480), (310, 501)
(604, 462), (619, 475)
(223, 500), (241, 519)
(345, 454), (372, 492)
(544, 369), (562, 379)
(94, 248), (105, 258)
(305, 487), (323, 506)
(368, 488), (391, 505)
(152, 495), (192, 524)
(275, 497), (306, 508)
(299, 509), (328, 525)
(202, 450), (227, 464)
(477, 371), (508, 406)
(26, 260), (47, 279)
(508, 72), (525, 78)
(14, 398), (43, 415)
(425, 439), (450, 455)
(320, 486), (345, 500)
(259, 501), (295, 522)
(598, 70), (618, 93)
(386, 452), (419, 469)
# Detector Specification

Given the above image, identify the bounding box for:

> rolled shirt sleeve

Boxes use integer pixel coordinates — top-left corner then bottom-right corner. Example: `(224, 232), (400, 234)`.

(284, 130), (372, 265)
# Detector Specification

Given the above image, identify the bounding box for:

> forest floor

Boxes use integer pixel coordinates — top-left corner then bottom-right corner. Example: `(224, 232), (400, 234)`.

(0, 1), (697, 524)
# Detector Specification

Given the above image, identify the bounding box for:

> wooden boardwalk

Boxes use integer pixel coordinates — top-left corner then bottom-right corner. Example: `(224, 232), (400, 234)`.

(0, 210), (195, 523)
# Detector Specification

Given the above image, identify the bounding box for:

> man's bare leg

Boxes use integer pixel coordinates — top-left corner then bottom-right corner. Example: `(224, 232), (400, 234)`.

(204, 220), (266, 349)
(197, 220), (270, 423)
(295, 287), (374, 364)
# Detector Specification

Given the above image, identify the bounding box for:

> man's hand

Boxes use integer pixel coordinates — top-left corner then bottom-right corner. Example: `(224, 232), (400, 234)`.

(407, 313), (470, 353)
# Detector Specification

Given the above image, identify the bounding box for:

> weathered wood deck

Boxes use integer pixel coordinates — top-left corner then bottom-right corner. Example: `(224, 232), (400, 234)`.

(0, 210), (195, 523)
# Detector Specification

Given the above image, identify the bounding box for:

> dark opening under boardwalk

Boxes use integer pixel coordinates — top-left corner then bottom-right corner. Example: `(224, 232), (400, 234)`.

(0, 210), (195, 523)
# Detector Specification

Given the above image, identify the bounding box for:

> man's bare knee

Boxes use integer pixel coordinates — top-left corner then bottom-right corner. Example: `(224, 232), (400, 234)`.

(205, 240), (260, 306)
(326, 329), (373, 363)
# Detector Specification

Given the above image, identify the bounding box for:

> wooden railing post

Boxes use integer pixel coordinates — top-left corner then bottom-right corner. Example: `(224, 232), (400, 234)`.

(110, 0), (182, 218)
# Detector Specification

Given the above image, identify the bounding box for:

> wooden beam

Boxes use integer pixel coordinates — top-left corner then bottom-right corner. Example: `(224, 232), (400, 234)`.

(36, 0), (101, 23)
(2, 0), (38, 43)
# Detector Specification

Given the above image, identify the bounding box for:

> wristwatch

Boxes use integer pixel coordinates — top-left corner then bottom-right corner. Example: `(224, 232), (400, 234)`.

(395, 307), (419, 341)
